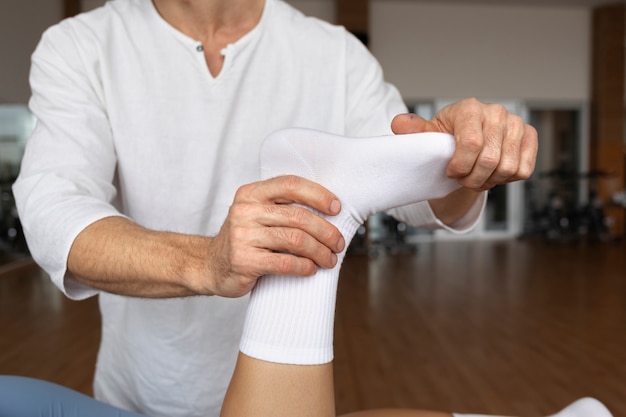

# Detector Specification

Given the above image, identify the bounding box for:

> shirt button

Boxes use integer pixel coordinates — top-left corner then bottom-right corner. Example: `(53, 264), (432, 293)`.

(196, 45), (204, 52)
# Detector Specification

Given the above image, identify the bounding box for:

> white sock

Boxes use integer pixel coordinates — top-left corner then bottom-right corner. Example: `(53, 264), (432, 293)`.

(547, 398), (613, 417)
(239, 127), (460, 364)
(453, 397), (613, 417)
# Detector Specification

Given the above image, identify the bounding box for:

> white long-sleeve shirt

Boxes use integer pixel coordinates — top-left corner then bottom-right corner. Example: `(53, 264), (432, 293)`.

(13, 0), (483, 415)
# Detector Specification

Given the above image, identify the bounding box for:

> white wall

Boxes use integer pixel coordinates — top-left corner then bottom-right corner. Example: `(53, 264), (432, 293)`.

(0, 0), (592, 104)
(285, 1), (592, 103)
(369, 2), (590, 103)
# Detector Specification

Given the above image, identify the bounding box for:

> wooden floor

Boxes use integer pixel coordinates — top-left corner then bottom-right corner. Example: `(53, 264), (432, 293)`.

(1, 238), (625, 416)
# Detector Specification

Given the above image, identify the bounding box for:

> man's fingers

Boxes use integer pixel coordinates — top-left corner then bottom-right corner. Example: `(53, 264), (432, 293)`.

(449, 130), (488, 187)
(240, 175), (341, 217)
(263, 226), (338, 269)
(211, 176), (348, 297)
(443, 101), (487, 180)
(514, 124), (539, 180)
(271, 205), (345, 254)
(493, 114), (525, 182)
(256, 252), (318, 277)
(224, 176), (347, 279)
(229, 223), (337, 274)
(393, 99), (538, 192)
(228, 221), (338, 275)
(222, 248), (318, 294)
(481, 119), (538, 188)
(440, 100), (538, 190)
(457, 109), (512, 189)
(229, 202), (345, 254)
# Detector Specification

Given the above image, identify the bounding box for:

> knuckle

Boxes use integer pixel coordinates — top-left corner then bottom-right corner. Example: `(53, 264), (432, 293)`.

(229, 225), (247, 244)
(484, 126), (501, 145)
(516, 161), (536, 180)
(463, 97), (482, 113)
(458, 176), (482, 190)
(281, 175), (302, 192)
(229, 203), (255, 223)
(482, 182), (497, 191)
(477, 150), (500, 171)
(293, 258), (316, 276)
(262, 202), (279, 218)
(447, 162), (467, 178)
(325, 227), (341, 244)
(275, 255), (296, 275)
(289, 206), (310, 226)
(237, 273), (256, 288)
(303, 261), (316, 276)
(277, 255), (291, 272)
(488, 103), (508, 121)
(526, 124), (539, 140)
(285, 228), (306, 248)
(234, 183), (255, 200)
(509, 115), (525, 133)
(498, 159), (519, 178)
(228, 202), (245, 217)
(460, 132), (483, 153)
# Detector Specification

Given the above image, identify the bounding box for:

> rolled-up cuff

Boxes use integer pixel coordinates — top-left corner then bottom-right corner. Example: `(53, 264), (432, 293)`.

(387, 191), (487, 234)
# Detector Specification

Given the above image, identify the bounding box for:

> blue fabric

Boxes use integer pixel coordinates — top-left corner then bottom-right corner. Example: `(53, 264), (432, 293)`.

(0, 376), (146, 417)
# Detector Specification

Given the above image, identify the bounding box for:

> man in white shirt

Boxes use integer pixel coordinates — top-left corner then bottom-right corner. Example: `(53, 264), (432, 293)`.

(12, 0), (537, 416)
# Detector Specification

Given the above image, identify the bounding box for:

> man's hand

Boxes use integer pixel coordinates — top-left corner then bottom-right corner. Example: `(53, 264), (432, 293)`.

(203, 175), (346, 298)
(392, 97), (538, 191)
(67, 176), (344, 299)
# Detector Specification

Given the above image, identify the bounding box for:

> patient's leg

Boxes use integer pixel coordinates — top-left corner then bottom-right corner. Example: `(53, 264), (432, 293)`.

(220, 354), (450, 417)
(222, 360), (613, 417)
(0, 375), (144, 417)
(226, 129), (613, 417)
(240, 128), (460, 365)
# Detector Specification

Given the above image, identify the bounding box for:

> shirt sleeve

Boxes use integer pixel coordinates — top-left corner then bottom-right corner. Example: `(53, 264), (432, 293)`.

(386, 191), (487, 233)
(12, 22), (124, 300)
(342, 32), (408, 137)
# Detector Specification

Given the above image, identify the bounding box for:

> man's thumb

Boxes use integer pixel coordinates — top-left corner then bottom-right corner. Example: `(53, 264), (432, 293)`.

(391, 113), (440, 135)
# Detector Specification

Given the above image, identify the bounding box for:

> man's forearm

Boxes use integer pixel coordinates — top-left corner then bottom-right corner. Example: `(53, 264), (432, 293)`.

(427, 187), (481, 227)
(67, 216), (213, 298)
